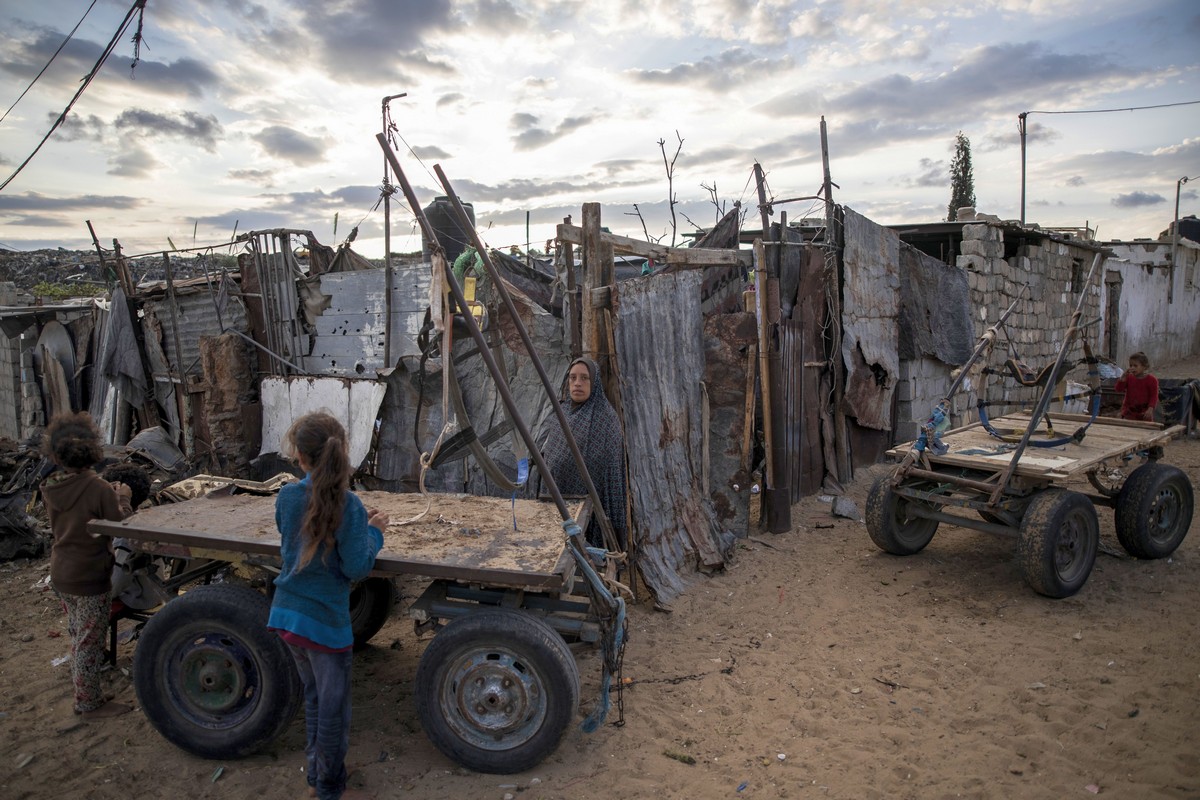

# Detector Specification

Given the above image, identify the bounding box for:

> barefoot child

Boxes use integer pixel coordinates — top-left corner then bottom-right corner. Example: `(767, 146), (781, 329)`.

(40, 411), (134, 718)
(268, 412), (387, 800)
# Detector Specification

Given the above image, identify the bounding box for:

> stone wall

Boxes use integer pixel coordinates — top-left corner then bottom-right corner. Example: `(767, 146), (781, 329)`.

(0, 283), (22, 441)
(899, 223), (1103, 437)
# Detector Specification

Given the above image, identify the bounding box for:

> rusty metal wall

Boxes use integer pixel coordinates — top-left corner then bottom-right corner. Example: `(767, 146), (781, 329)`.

(143, 290), (249, 378)
(779, 233), (828, 501)
(304, 264), (430, 376)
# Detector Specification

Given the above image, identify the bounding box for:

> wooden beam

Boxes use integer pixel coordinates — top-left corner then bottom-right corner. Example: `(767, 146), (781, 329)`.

(557, 223), (751, 268)
(581, 205), (603, 362)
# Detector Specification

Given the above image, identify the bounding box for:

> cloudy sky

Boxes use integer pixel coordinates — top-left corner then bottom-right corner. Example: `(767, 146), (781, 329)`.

(0, 0), (1197, 259)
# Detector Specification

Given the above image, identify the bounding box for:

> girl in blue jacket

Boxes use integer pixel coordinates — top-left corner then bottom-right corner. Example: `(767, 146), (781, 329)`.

(268, 412), (387, 800)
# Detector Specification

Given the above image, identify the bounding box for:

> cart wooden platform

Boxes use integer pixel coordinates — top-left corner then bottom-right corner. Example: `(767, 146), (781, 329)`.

(90, 490), (600, 774)
(867, 412), (1194, 598)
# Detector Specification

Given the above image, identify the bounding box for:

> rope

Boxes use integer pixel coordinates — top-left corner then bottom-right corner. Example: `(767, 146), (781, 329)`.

(398, 251), (453, 526)
(564, 519), (627, 732)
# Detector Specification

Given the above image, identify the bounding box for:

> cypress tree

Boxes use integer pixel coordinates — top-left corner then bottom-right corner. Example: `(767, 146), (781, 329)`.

(947, 131), (976, 221)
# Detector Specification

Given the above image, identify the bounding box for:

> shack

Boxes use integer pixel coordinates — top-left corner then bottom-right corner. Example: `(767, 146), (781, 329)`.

(1, 177), (1197, 604)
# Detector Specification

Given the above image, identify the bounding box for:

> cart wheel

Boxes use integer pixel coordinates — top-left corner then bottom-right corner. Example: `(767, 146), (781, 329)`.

(1115, 463), (1194, 559)
(133, 584), (301, 759)
(349, 577), (396, 650)
(1018, 489), (1099, 598)
(415, 608), (580, 774)
(866, 474), (939, 555)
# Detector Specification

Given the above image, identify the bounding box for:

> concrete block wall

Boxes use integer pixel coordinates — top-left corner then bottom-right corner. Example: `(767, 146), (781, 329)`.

(18, 330), (42, 438)
(895, 356), (973, 442)
(0, 283), (20, 441)
(952, 224), (1102, 428)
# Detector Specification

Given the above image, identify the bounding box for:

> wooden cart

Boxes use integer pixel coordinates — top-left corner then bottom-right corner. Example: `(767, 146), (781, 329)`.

(90, 490), (603, 773)
(866, 412), (1194, 598)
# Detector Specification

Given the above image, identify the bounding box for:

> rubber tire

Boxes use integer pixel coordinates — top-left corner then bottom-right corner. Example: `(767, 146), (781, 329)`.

(415, 608), (580, 774)
(349, 577), (396, 650)
(133, 584), (301, 759)
(1115, 463), (1194, 559)
(1018, 489), (1099, 598)
(866, 474), (939, 555)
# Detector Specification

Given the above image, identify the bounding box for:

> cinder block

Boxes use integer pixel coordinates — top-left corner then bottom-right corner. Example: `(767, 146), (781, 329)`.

(958, 254), (987, 272)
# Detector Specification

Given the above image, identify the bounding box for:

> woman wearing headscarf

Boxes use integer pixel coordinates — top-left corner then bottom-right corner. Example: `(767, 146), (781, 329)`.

(540, 357), (628, 550)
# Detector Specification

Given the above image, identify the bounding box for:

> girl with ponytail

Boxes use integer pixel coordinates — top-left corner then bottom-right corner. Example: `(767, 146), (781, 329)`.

(268, 412), (387, 800)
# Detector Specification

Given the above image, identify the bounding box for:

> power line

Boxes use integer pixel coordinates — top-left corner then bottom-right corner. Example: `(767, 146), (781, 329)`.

(1024, 99), (1200, 116)
(0, 0), (146, 193)
(1017, 99), (1200, 225)
(0, 0), (102, 126)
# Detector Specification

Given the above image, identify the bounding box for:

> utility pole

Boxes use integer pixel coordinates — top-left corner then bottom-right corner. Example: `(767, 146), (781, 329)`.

(1171, 175), (1193, 305)
(381, 93), (407, 270)
(1018, 112), (1027, 226)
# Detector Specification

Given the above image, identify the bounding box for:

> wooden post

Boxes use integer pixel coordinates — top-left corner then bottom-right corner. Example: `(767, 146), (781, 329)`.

(85, 221), (109, 284)
(752, 166), (791, 533)
(162, 252), (192, 458)
(560, 215), (580, 358)
(820, 117), (852, 486)
(581, 203), (613, 367)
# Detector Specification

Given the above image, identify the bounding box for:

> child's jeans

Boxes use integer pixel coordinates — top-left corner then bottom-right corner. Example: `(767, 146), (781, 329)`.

(286, 643), (353, 800)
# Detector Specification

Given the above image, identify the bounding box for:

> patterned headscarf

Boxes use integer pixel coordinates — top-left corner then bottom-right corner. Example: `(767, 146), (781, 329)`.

(541, 357), (627, 548)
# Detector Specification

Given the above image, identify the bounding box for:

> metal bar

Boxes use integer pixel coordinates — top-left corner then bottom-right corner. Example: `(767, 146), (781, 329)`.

(375, 134), (573, 521)
(435, 170), (622, 552)
(941, 285), (1028, 402)
(989, 251), (1106, 504)
(225, 328), (304, 373)
(904, 505), (1017, 537)
(902, 466), (1001, 493)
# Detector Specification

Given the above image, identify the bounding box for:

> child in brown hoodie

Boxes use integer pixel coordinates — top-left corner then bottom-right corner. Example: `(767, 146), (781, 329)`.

(40, 412), (134, 718)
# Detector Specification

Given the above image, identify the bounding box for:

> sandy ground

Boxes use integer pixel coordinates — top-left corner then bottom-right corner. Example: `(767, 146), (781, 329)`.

(2, 359), (1198, 800)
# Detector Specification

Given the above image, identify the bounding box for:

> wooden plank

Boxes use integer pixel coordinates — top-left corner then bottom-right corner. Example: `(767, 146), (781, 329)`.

(884, 416), (1186, 480)
(557, 223), (752, 267)
(90, 491), (571, 590)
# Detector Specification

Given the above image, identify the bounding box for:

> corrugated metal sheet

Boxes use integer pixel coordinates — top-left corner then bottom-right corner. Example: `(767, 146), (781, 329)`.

(841, 208), (900, 431)
(780, 232), (829, 500)
(305, 265), (431, 376)
(143, 290), (249, 378)
(614, 270), (731, 604)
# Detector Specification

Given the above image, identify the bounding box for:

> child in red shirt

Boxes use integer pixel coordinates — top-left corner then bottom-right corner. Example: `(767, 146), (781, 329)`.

(1114, 351), (1159, 421)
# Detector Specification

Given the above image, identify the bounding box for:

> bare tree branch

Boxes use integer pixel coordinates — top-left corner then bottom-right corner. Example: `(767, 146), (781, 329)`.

(659, 131), (684, 247)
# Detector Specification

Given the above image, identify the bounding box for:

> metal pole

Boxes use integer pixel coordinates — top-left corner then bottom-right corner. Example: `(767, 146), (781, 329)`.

(989, 251), (1106, 504)
(1019, 112), (1027, 226)
(381, 93), (406, 272)
(433, 166), (621, 550)
(1171, 176), (1191, 305)
(377, 134), (592, 529)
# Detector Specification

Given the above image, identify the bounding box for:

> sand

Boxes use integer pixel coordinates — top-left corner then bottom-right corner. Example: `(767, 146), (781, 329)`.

(2, 360), (1198, 800)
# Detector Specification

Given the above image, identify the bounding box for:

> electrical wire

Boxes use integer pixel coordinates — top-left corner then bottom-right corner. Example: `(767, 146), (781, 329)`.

(0, 0), (146, 193)
(0, 0), (101, 125)
(1025, 100), (1200, 116)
